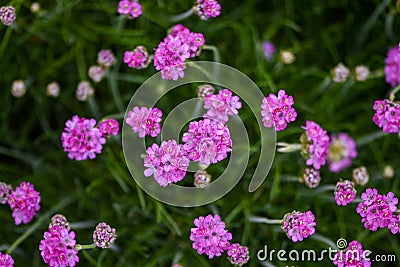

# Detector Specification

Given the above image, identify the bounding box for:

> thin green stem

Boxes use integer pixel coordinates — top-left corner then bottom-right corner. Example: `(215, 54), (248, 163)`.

(389, 84), (400, 101)
(249, 216), (282, 225)
(75, 243), (96, 251)
(168, 8), (194, 22)
(202, 45), (221, 63)
(276, 142), (302, 153)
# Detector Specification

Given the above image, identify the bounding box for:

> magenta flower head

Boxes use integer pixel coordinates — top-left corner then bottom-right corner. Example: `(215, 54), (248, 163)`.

(372, 99), (400, 134)
(197, 84), (215, 99)
(227, 243), (250, 266)
(39, 225), (79, 267)
(384, 45), (400, 87)
(182, 119), (232, 165)
(332, 63), (350, 83)
(0, 6), (16, 26)
(334, 180), (356, 206)
(88, 65), (107, 83)
(125, 106), (163, 138)
(98, 119), (119, 137)
(261, 89), (297, 131)
(203, 89), (242, 124)
(97, 49), (116, 68)
(0, 252), (14, 267)
(328, 133), (357, 173)
(388, 214), (400, 234)
(0, 182), (12, 204)
(61, 115), (106, 161)
(333, 240), (371, 267)
(193, 0), (221, 20)
(300, 121), (330, 170)
(301, 167), (321, 188)
(281, 210), (316, 242)
(75, 81), (94, 101)
(144, 140), (190, 187)
(8, 182), (40, 225)
(194, 170), (211, 188)
(352, 166), (369, 186)
(49, 214), (70, 231)
(190, 214), (232, 259)
(124, 46), (151, 69)
(118, 0), (142, 19)
(262, 41), (276, 61)
(93, 222), (117, 249)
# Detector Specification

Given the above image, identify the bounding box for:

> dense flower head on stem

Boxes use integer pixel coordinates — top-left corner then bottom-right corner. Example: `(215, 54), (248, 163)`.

(262, 41), (276, 61)
(372, 99), (400, 134)
(194, 170), (211, 187)
(0, 252), (14, 267)
(46, 82), (60, 97)
(332, 62), (350, 83)
(75, 81), (94, 101)
(88, 65), (107, 83)
(61, 115), (106, 160)
(182, 119), (232, 165)
(352, 166), (369, 186)
(300, 121), (330, 170)
(11, 80), (26, 98)
(334, 180), (356, 206)
(0, 6), (16, 26)
(0, 182), (12, 204)
(49, 214), (70, 231)
(203, 89), (242, 124)
(197, 84), (215, 99)
(193, 0), (221, 20)
(227, 243), (250, 266)
(261, 89), (297, 131)
(281, 210), (316, 242)
(190, 214), (232, 259)
(39, 225), (79, 267)
(354, 65), (369, 82)
(8, 182), (40, 225)
(384, 45), (400, 87)
(124, 46), (151, 69)
(333, 240), (371, 267)
(301, 167), (321, 188)
(125, 106), (163, 138)
(328, 133), (357, 173)
(97, 49), (116, 68)
(93, 222), (117, 249)
(356, 188), (399, 232)
(144, 140), (190, 187)
(98, 119), (119, 137)
(117, 0), (142, 19)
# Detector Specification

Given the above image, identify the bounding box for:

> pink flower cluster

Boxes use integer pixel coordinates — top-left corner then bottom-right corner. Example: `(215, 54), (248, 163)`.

(125, 106), (163, 138)
(8, 182), (40, 225)
(190, 214), (232, 259)
(98, 118), (120, 137)
(154, 24), (205, 80)
(0, 6), (16, 26)
(328, 133), (357, 173)
(227, 243), (250, 266)
(182, 119), (232, 165)
(61, 115), (106, 161)
(261, 89), (297, 131)
(144, 140), (190, 187)
(384, 45), (400, 87)
(302, 167), (321, 188)
(334, 180), (356, 206)
(372, 99), (400, 134)
(356, 188), (399, 232)
(193, 0), (221, 20)
(88, 50), (116, 83)
(0, 181), (12, 204)
(203, 89), (242, 124)
(118, 0), (142, 19)
(39, 225), (79, 267)
(0, 252), (14, 267)
(93, 222), (117, 249)
(281, 210), (316, 242)
(333, 240), (371, 267)
(124, 46), (151, 69)
(301, 121), (330, 170)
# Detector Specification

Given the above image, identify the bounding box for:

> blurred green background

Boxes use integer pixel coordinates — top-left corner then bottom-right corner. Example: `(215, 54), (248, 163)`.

(1, 0), (400, 266)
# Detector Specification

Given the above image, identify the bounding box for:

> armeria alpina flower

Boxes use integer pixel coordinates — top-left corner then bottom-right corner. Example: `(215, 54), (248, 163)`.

(280, 50), (295, 64)
(261, 89), (297, 131)
(98, 119), (119, 137)
(125, 106), (163, 138)
(203, 89), (242, 124)
(0, 182), (12, 204)
(0, 252), (14, 267)
(300, 121), (330, 170)
(328, 133), (357, 173)
(352, 166), (369, 186)
(76, 81), (94, 101)
(93, 222), (117, 249)
(30, 2), (40, 13)
(301, 167), (321, 188)
(144, 140), (190, 187)
(354, 65), (369, 81)
(97, 49), (116, 68)
(0, 6), (16, 26)
(227, 243), (250, 266)
(39, 225), (79, 267)
(334, 180), (356, 206)
(61, 115), (106, 160)
(190, 214), (232, 259)
(356, 188), (398, 231)
(281, 210), (316, 242)
(197, 84), (215, 99)
(46, 82), (60, 97)
(49, 214), (70, 231)
(11, 80), (26, 98)
(383, 165), (394, 179)
(372, 99), (400, 134)
(194, 170), (211, 187)
(388, 214), (400, 234)
(124, 46), (151, 69)
(88, 65), (107, 83)
(118, 0), (142, 19)
(262, 41), (276, 62)
(182, 119), (232, 165)
(384, 45), (400, 87)
(332, 63), (350, 83)
(333, 240), (371, 267)
(193, 0), (221, 20)
(8, 182), (40, 225)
